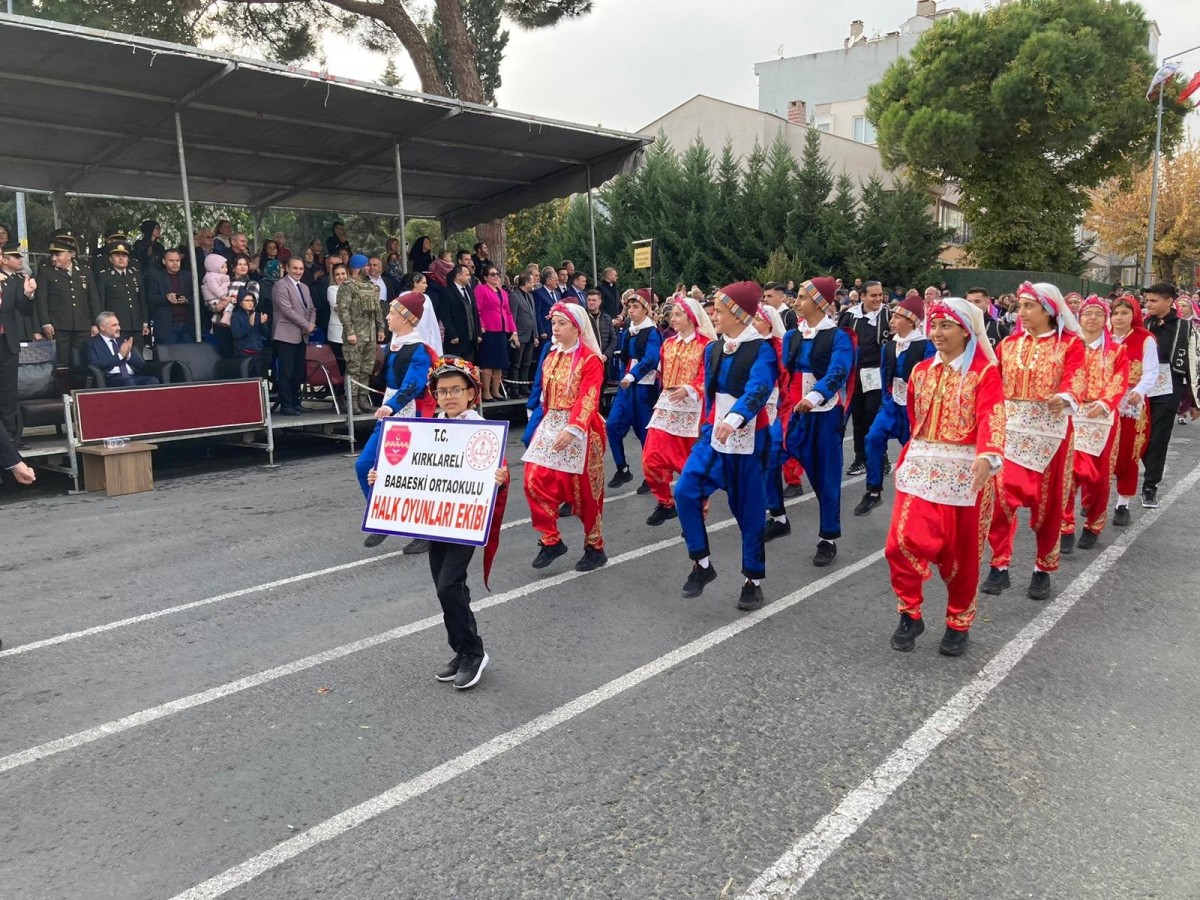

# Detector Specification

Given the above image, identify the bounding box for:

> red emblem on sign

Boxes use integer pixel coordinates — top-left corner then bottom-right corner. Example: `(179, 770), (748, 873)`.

(466, 428), (500, 470)
(383, 424), (412, 466)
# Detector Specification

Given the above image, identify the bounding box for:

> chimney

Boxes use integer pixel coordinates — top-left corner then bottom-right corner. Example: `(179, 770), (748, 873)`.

(850, 19), (864, 40)
(787, 100), (807, 126)
(916, 0), (936, 17)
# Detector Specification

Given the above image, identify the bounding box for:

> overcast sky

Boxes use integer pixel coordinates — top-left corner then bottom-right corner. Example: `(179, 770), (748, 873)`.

(321, 0), (1199, 134)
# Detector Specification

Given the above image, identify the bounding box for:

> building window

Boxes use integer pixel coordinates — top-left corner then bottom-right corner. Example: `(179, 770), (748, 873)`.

(853, 116), (877, 144)
(813, 114), (831, 133)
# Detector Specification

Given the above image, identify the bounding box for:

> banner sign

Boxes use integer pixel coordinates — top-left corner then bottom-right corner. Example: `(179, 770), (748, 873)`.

(633, 244), (652, 270)
(362, 417), (508, 546)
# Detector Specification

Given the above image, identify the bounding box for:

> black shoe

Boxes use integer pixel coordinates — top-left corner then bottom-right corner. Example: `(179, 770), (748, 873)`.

(783, 483), (805, 499)
(279, 407), (301, 417)
(1077, 529), (1098, 550)
(737, 580), (765, 611)
(1027, 571), (1052, 601)
(646, 504), (678, 526)
(980, 566), (1010, 595)
(853, 492), (882, 516)
(363, 533), (387, 548)
(17, 442), (31, 451)
(1112, 506), (1130, 526)
(454, 652), (489, 690)
(435, 655), (462, 682)
(403, 539), (430, 555)
(813, 540), (837, 567)
(532, 540), (568, 569)
(939, 627), (970, 657)
(846, 459), (866, 477)
(559, 502), (572, 516)
(575, 547), (608, 572)
(636, 479), (652, 495)
(882, 455), (892, 475)
(1141, 488), (1159, 509)
(763, 518), (791, 542)
(608, 467), (633, 488)
(1060, 532), (1075, 555)
(682, 562), (717, 598)
(890, 613), (925, 652)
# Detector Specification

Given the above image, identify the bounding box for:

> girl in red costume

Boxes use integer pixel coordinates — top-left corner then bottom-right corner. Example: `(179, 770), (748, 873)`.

(1107, 295), (1159, 526)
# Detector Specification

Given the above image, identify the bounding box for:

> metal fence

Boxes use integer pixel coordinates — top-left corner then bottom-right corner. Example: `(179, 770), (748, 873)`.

(941, 269), (1116, 298)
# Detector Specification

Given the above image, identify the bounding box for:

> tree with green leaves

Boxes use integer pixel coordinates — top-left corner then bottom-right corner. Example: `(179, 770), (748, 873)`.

(867, 0), (1188, 274)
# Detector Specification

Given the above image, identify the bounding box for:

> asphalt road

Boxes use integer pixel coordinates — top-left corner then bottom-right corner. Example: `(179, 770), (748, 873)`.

(2, 427), (1199, 899)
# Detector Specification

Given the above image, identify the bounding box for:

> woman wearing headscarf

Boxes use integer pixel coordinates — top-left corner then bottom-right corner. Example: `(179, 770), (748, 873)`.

(1108, 294), (1159, 525)
(521, 301), (607, 573)
(408, 235), (434, 275)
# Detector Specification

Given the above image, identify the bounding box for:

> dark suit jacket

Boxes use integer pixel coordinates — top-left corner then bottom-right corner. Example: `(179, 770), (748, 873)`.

(435, 280), (483, 351)
(531, 286), (561, 339)
(598, 281), (621, 318)
(0, 272), (36, 353)
(85, 334), (148, 375)
(144, 268), (195, 331)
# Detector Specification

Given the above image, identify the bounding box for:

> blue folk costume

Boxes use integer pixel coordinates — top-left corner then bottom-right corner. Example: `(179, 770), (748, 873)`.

(676, 282), (778, 610)
(607, 290), (662, 479)
(783, 278), (855, 561)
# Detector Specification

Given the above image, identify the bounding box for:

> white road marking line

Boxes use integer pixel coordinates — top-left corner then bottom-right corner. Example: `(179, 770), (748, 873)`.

(736, 463), (1200, 899)
(0, 481), (860, 776)
(168, 549), (886, 900)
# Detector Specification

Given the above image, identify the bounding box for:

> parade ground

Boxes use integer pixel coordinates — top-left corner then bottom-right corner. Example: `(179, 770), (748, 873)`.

(3, 430), (1199, 899)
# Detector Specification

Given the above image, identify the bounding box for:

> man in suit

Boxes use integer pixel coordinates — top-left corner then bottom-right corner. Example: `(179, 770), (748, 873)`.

(85, 312), (159, 387)
(599, 267), (621, 319)
(564, 271), (588, 304)
(145, 249), (196, 345)
(96, 241), (148, 343)
(271, 256), (316, 415)
(437, 263), (483, 362)
(0, 242), (37, 444)
(532, 267), (562, 345)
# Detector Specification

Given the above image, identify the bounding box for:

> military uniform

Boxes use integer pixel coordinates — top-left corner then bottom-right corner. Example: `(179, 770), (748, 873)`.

(338, 276), (384, 410)
(35, 239), (101, 368)
(96, 241), (146, 340)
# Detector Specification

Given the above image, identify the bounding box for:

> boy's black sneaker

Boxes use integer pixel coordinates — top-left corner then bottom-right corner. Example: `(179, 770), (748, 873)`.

(1060, 532), (1074, 555)
(1112, 506), (1130, 526)
(846, 459), (866, 476)
(532, 540), (568, 569)
(854, 492), (882, 516)
(608, 467), (633, 488)
(646, 504), (678, 526)
(682, 562), (717, 598)
(939, 627), (970, 657)
(783, 483), (805, 499)
(890, 613), (925, 652)
(763, 518), (791, 542)
(454, 652), (489, 690)
(636, 479), (652, 495)
(575, 547), (608, 572)
(980, 566), (1010, 595)
(435, 656), (462, 682)
(1027, 571), (1052, 601)
(363, 533), (387, 548)
(737, 581), (765, 611)
(813, 540), (837, 567)
(1077, 529), (1098, 550)
(1141, 488), (1159, 509)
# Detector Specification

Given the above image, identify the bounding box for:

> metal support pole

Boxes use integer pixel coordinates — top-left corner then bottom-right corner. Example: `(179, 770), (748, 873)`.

(174, 109), (203, 342)
(394, 144), (408, 274)
(9, 0), (27, 270)
(50, 194), (62, 228)
(586, 164), (598, 286)
(1144, 87), (1165, 289)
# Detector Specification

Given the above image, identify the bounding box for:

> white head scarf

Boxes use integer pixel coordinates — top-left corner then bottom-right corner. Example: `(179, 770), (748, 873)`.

(754, 303), (786, 341)
(1029, 282), (1082, 337)
(929, 297), (997, 366)
(679, 297), (717, 342)
(418, 294), (443, 357)
(551, 300), (601, 357)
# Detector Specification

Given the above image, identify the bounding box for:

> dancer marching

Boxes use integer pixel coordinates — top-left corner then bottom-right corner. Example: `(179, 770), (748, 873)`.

(642, 297), (716, 526)
(1108, 294), (1158, 526)
(522, 301), (608, 572)
(753, 303), (793, 542)
(983, 282), (1084, 601)
(607, 288), (662, 490)
(886, 298), (1004, 656)
(675, 282), (778, 610)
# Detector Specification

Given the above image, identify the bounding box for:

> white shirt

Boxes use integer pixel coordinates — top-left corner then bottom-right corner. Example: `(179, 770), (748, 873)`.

(1112, 331), (1159, 399)
(326, 284), (343, 343)
(104, 337), (128, 376)
(369, 275), (387, 303)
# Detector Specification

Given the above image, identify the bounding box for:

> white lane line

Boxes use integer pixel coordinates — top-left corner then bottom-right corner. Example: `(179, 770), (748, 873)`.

(0, 481), (860, 776)
(168, 549), (886, 900)
(737, 463), (1200, 899)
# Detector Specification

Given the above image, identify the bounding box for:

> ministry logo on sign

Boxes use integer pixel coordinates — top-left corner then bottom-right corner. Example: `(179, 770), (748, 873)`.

(466, 428), (501, 470)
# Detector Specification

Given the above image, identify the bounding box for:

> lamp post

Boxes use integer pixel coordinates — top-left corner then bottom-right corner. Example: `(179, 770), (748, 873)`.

(1144, 44), (1200, 288)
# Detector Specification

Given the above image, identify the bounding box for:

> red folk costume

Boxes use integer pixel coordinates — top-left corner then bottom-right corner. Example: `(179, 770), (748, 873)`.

(886, 299), (1005, 633)
(522, 302), (607, 552)
(987, 282), (1086, 574)
(642, 298), (715, 509)
(1110, 296), (1158, 504)
(1062, 296), (1129, 539)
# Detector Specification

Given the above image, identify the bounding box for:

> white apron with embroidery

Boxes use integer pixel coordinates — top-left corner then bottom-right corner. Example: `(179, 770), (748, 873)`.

(763, 386), (780, 426)
(1147, 368), (1174, 398)
(1071, 409), (1116, 458)
(891, 377), (909, 407)
(1003, 399), (1069, 471)
(710, 392), (755, 455)
(894, 440), (978, 507)
(800, 373), (841, 413)
(648, 389), (702, 437)
(859, 367), (882, 392)
(382, 388), (415, 418)
(522, 408), (585, 474)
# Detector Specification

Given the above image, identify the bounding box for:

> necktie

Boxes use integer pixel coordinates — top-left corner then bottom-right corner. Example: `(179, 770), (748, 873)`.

(111, 339), (128, 374)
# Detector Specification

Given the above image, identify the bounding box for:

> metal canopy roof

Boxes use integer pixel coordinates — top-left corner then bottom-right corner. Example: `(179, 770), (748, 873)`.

(0, 14), (649, 232)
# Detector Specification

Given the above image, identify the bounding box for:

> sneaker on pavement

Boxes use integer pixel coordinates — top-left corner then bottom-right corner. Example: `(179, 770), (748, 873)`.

(783, 483), (805, 499)
(763, 518), (791, 542)
(403, 539), (430, 555)
(938, 627), (970, 657)
(532, 540), (568, 569)
(980, 566), (1010, 595)
(1141, 488), (1159, 509)
(846, 459), (866, 477)
(1027, 571), (1052, 601)
(737, 580), (765, 611)
(363, 533), (388, 548)
(646, 504), (678, 526)
(813, 540), (837, 567)
(1077, 529), (1098, 550)
(682, 562), (717, 598)
(890, 613), (925, 652)
(454, 652), (489, 690)
(575, 547), (608, 572)
(853, 492), (882, 516)
(435, 655), (462, 682)
(636, 479), (652, 495)
(608, 467), (633, 488)
(1060, 532), (1075, 555)
(1112, 506), (1131, 526)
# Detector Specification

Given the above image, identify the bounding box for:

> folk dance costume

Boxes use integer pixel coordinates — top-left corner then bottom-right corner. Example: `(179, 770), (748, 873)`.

(983, 282), (1085, 601)
(607, 289), (662, 489)
(642, 298), (716, 526)
(753, 304), (794, 542)
(886, 299), (1004, 656)
(676, 281), (778, 611)
(523, 301), (608, 573)
(782, 277), (855, 567)
(1141, 297), (1200, 508)
(854, 294), (932, 516)
(1060, 296), (1129, 550)
(1109, 296), (1159, 525)
(839, 294), (891, 475)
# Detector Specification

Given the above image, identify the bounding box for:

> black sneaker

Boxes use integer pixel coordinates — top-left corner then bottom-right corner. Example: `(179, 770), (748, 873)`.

(636, 479), (652, 495)
(890, 613), (925, 652)
(763, 518), (791, 542)
(813, 540), (837, 567)
(646, 504), (678, 526)
(1027, 571), (1051, 601)
(363, 533), (388, 548)
(938, 627), (970, 657)
(853, 492), (882, 516)
(454, 652), (489, 690)
(846, 459), (866, 477)
(435, 655), (462, 682)
(403, 539), (430, 555)
(737, 580), (765, 611)
(575, 547), (608, 572)
(682, 562), (717, 598)
(559, 502), (573, 517)
(882, 455), (892, 476)
(783, 483), (805, 499)
(1077, 529), (1098, 550)
(532, 540), (568, 569)
(1141, 488), (1159, 509)
(980, 566), (1010, 595)
(608, 467), (633, 488)
(1060, 532), (1075, 555)
(1112, 506), (1130, 526)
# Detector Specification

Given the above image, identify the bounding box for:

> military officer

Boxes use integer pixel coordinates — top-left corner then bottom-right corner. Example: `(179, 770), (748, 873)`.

(96, 240), (148, 341)
(35, 237), (102, 368)
(338, 253), (386, 414)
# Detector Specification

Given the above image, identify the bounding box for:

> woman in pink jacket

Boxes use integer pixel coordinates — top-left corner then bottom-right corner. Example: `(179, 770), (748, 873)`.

(474, 265), (516, 400)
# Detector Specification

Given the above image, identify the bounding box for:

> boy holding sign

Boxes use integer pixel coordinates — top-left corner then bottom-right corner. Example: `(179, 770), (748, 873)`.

(368, 356), (509, 690)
